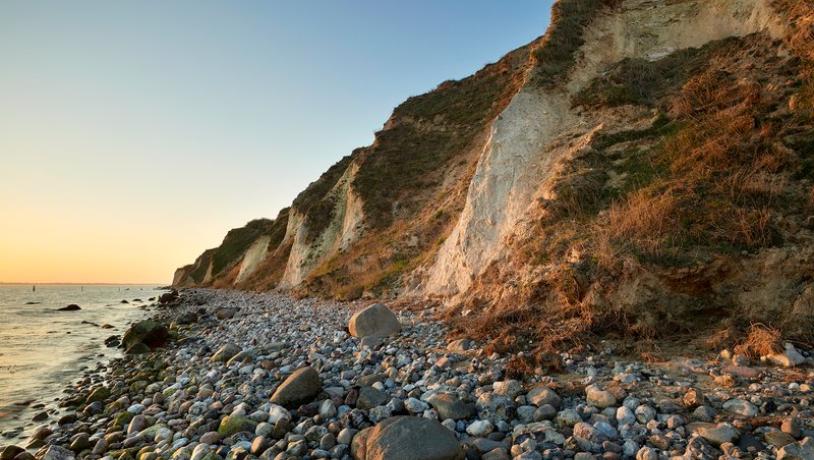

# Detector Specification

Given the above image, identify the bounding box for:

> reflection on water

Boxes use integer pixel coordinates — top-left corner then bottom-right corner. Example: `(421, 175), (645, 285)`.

(0, 284), (163, 440)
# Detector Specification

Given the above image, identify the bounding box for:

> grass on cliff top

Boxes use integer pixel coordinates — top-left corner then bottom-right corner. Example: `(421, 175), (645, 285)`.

(210, 218), (276, 275)
(292, 155), (352, 243)
(188, 249), (214, 284)
(532, 0), (621, 87)
(572, 39), (737, 108)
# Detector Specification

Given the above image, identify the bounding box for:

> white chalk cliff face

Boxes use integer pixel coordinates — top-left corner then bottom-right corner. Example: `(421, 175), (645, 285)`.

(424, 0), (787, 299)
(235, 236), (271, 284)
(279, 163), (365, 287)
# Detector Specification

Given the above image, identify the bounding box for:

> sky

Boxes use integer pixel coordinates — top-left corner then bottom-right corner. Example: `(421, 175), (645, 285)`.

(0, 1), (553, 285)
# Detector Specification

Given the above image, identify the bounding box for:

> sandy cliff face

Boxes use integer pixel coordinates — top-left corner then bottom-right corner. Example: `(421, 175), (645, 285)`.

(426, 0), (787, 299)
(175, 0), (814, 344)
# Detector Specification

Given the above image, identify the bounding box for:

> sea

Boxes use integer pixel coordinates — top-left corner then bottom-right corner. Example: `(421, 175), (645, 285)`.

(0, 284), (166, 441)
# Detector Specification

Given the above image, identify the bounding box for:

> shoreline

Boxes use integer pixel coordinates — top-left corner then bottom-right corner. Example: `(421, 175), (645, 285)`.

(0, 286), (164, 442)
(2, 289), (812, 460)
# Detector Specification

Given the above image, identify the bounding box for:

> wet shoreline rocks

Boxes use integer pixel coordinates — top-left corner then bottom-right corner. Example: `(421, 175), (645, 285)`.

(2, 289), (812, 460)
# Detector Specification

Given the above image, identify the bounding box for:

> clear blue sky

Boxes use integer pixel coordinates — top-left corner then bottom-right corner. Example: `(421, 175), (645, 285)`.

(0, 1), (553, 284)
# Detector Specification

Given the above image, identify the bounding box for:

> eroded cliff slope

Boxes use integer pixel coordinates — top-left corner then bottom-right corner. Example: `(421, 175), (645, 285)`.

(175, 0), (814, 347)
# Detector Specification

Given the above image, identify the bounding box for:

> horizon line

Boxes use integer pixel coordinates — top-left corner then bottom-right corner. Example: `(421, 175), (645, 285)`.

(0, 282), (170, 286)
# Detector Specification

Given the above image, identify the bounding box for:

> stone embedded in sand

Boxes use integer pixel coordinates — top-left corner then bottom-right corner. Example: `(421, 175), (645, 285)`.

(348, 303), (401, 338)
(57, 304), (81, 311)
(210, 343), (241, 363)
(270, 367), (321, 407)
(351, 416), (464, 460)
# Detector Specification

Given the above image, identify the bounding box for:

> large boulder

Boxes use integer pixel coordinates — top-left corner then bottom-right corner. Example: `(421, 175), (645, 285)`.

(270, 367), (321, 407)
(351, 416), (464, 460)
(348, 304), (401, 338)
(158, 289), (180, 306)
(122, 320), (169, 353)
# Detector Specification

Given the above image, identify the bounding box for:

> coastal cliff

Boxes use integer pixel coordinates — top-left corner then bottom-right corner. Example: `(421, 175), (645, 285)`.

(175, 0), (814, 346)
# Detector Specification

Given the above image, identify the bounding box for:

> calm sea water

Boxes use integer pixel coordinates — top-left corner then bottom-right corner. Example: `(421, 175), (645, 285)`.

(0, 284), (164, 440)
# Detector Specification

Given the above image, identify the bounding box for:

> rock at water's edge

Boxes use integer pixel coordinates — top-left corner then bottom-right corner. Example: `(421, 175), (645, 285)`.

(122, 320), (169, 353)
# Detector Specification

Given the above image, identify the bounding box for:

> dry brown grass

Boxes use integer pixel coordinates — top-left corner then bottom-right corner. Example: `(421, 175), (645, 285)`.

(711, 207), (774, 249)
(458, 32), (814, 351)
(603, 188), (682, 258)
(733, 324), (784, 358)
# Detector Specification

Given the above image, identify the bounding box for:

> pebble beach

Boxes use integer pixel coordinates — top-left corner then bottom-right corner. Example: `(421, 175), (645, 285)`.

(2, 289), (813, 460)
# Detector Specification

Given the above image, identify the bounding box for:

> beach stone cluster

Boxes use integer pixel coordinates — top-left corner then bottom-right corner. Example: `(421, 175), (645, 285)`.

(1, 290), (813, 460)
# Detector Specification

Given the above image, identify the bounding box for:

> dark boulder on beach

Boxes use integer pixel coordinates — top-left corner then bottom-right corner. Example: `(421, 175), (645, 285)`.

(121, 320), (168, 353)
(158, 289), (180, 306)
(1, 446), (24, 460)
(104, 335), (120, 348)
(57, 304), (81, 311)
